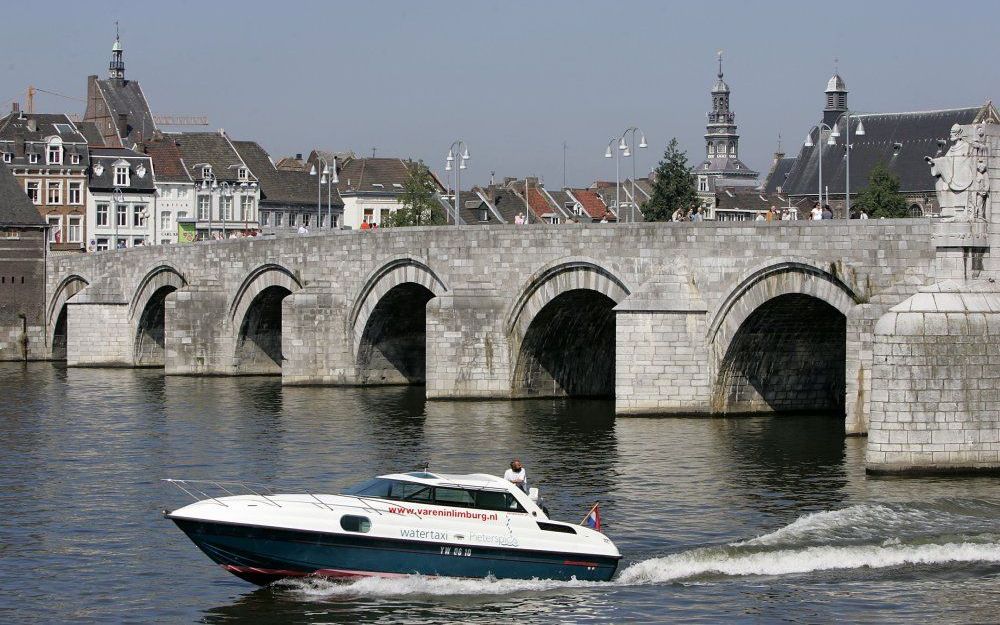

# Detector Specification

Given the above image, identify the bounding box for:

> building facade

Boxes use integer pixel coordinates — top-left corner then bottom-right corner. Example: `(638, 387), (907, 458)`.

(86, 148), (156, 250)
(0, 163), (48, 360)
(172, 131), (259, 239)
(83, 33), (157, 149)
(691, 54), (759, 217)
(143, 135), (195, 245)
(0, 109), (89, 253)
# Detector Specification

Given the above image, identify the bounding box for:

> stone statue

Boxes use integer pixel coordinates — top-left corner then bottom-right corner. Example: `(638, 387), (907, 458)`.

(927, 123), (988, 221)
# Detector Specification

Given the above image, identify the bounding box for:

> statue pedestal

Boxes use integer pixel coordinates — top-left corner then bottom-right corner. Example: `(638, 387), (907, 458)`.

(933, 220), (990, 281)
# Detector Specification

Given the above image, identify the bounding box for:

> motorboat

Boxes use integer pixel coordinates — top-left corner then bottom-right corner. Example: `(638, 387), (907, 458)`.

(164, 471), (620, 585)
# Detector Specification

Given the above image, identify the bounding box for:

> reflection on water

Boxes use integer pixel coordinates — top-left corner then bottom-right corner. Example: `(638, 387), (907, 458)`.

(1, 363), (999, 625)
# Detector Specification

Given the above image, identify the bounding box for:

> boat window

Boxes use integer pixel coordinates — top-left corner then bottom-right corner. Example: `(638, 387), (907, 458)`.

(390, 481), (432, 502)
(340, 515), (371, 533)
(434, 487), (476, 508)
(343, 478), (393, 498)
(537, 521), (577, 534)
(475, 490), (526, 513)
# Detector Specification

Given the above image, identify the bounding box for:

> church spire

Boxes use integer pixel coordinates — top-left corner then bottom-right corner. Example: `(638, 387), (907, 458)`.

(109, 22), (124, 81)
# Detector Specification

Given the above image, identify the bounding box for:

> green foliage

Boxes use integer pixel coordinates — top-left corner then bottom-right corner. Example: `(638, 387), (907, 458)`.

(854, 162), (909, 218)
(643, 138), (699, 221)
(383, 160), (447, 227)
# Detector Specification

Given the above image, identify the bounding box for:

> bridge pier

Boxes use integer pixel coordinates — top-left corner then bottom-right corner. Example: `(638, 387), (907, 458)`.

(164, 286), (233, 375)
(281, 288), (354, 385)
(426, 291), (511, 399)
(66, 301), (132, 366)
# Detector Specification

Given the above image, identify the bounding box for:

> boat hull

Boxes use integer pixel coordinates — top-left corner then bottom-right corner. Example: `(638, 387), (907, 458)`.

(170, 517), (619, 585)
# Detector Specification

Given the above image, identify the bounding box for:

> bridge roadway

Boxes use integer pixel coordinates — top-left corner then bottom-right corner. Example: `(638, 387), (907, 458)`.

(46, 220), (938, 434)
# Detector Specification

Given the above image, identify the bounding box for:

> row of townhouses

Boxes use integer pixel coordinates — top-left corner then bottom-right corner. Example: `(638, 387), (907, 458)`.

(4, 35), (998, 255)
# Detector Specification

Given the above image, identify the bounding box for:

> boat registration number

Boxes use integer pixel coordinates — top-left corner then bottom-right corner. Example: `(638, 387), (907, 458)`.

(440, 546), (472, 557)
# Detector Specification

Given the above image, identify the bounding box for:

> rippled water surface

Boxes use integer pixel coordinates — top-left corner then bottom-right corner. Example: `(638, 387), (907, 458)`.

(2, 363), (999, 624)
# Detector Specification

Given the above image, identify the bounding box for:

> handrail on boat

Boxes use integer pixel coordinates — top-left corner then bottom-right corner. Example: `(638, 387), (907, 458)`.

(161, 479), (386, 516)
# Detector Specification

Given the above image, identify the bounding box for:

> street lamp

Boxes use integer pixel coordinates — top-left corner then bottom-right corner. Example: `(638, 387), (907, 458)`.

(827, 113), (866, 217)
(445, 140), (470, 225)
(219, 181), (232, 237)
(618, 127), (647, 222)
(112, 187), (124, 249)
(604, 138), (622, 221)
(310, 156), (339, 229)
(195, 165), (217, 239)
(803, 123), (838, 210)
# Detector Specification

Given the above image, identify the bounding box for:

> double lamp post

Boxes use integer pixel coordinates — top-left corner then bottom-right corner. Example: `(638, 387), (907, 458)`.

(804, 114), (865, 216)
(605, 126), (646, 222)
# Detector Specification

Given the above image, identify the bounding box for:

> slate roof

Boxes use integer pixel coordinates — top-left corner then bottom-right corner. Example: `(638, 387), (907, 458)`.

(233, 140), (341, 207)
(275, 156), (307, 172)
(545, 189), (576, 220)
(782, 103), (998, 197)
(489, 187), (529, 223)
(88, 147), (155, 192)
(172, 131), (254, 183)
(0, 163), (46, 226)
(715, 187), (788, 212)
(94, 78), (157, 146)
(0, 113), (90, 168)
(337, 157), (413, 195)
(143, 138), (192, 183)
(692, 154), (759, 178)
(75, 121), (106, 147)
(451, 189), (501, 225)
(762, 156), (797, 193)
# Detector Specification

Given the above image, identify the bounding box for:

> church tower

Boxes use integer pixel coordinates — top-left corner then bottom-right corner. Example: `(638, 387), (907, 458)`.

(109, 27), (124, 81)
(705, 51), (740, 163)
(693, 52), (759, 214)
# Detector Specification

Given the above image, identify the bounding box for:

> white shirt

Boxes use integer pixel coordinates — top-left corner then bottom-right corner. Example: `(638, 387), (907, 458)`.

(811, 207), (823, 220)
(504, 468), (526, 484)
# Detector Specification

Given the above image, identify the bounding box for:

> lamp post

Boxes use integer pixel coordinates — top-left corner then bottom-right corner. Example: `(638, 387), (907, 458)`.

(617, 127), (647, 222)
(803, 123), (838, 210)
(310, 156), (338, 229)
(112, 187), (124, 249)
(445, 140), (470, 225)
(604, 138), (622, 220)
(827, 113), (866, 217)
(195, 167), (217, 240)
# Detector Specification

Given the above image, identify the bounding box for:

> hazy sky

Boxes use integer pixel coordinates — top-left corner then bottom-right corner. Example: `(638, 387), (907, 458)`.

(3, 1), (999, 189)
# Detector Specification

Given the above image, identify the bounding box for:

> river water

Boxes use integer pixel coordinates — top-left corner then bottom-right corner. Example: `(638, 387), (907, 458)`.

(2, 363), (999, 624)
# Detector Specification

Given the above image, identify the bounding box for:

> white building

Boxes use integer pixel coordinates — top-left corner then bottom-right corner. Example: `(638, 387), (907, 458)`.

(86, 147), (156, 250)
(144, 135), (195, 245)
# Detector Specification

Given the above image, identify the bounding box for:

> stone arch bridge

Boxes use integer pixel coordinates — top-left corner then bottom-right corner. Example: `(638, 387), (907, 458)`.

(47, 220), (939, 434)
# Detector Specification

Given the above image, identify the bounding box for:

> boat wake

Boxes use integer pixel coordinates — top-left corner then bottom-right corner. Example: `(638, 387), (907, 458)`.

(279, 501), (1000, 599)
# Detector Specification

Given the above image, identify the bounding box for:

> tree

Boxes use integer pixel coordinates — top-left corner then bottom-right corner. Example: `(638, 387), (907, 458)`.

(383, 160), (447, 227)
(854, 162), (909, 218)
(643, 138), (699, 221)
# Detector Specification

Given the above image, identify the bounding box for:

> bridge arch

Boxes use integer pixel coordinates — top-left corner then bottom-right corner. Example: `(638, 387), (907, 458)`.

(48, 274), (90, 360)
(350, 257), (448, 385)
(709, 259), (861, 415)
(508, 257), (631, 398)
(230, 264), (302, 374)
(130, 264), (187, 366)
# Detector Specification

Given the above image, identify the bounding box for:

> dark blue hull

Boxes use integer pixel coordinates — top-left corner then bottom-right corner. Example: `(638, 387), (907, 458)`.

(168, 516), (619, 585)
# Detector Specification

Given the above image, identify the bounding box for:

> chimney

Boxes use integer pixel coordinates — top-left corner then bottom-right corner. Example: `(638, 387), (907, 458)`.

(11, 102), (19, 114)
(117, 113), (128, 139)
(296, 153), (302, 160)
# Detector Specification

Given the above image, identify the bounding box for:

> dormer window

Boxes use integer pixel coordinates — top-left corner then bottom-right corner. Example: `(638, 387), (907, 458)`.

(136, 164), (147, 179)
(70, 153), (80, 165)
(47, 143), (62, 165)
(202, 166), (212, 179)
(28, 152), (39, 164)
(372, 183), (384, 189)
(2, 152), (10, 163)
(115, 165), (130, 186)
(237, 167), (248, 181)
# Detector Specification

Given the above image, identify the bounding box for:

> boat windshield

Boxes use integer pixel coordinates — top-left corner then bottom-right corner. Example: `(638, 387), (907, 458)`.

(343, 477), (525, 513)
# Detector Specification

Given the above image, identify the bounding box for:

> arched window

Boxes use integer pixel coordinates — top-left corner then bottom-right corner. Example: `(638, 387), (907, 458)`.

(908, 204), (923, 217)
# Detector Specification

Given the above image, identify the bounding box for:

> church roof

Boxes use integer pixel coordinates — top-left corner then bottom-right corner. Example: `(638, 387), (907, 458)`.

(826, 73), (847, 92)
(94, 78), (156, 146)
(763, 156), (797, 193)
(781, 103), (997, 197)
(693, 155), (759, 178)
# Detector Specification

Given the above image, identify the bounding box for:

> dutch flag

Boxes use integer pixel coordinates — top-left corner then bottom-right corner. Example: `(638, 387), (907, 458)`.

(582, 503), (601, 532)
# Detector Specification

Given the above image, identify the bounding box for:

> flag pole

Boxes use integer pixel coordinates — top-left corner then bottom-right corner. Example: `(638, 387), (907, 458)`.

(579, 502), (600, 525)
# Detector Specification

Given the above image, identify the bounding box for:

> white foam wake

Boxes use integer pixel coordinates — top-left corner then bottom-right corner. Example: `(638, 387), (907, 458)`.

(733, 504), (934, 547)
(615, 541), (1000, 585)
(283, 574), (599, 599)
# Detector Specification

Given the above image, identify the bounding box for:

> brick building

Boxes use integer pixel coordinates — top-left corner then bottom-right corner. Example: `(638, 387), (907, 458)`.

(0, 107), (89, 253)
(0, 163), (48, 360)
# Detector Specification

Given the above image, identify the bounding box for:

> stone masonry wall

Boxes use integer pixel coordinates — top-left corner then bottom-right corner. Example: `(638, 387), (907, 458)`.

(48, 221), (938, 424)
(868, 290), (1000, 473)
(66, 303), (131, 366)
